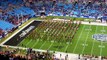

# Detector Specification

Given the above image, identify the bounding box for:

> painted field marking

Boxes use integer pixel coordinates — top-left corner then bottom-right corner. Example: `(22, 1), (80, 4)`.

(32, 39), (39, 48)
(64, 22), (73, 52)
(98, 45), (105, 48)
(81, 43), (88, 46)
(100, 26), (105, 56)
(82, 25), (91, 54)
(91, 25), (98, 55)
(39, 41), (47, 49)
(55, 43), (61, 51)
(47, 41), (54, 50)
(64, 43), (70, 52)
(48, 22), (67, 52)
(17, 39), (26, 46)
(73, 25), (85, 53)
(26, 39), (33, 46)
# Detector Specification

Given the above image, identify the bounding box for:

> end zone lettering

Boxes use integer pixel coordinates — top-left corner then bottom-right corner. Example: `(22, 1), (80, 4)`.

(19, 26), (35, 38)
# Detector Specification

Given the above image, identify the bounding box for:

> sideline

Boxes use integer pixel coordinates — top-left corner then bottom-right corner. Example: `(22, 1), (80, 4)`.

(0, 44), (79, 60)
(81, 21), (107, 26)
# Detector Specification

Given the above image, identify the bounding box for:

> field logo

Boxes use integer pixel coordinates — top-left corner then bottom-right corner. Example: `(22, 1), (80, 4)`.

(92, 34), (107, 42)
(19, 26), (35, 38)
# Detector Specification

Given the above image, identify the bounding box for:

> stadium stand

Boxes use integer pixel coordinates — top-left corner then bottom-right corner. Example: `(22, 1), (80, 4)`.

(0, 0), (107, 60)
(0, 0), (36, 39)
(0, 20), (14, 31)
(0, 0), (106, 40)
(0, 47), (52, 60)
(0, 20), (14, 39)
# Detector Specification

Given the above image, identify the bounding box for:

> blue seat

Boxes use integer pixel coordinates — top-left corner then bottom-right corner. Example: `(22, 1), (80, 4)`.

(0, 20), (14, 31)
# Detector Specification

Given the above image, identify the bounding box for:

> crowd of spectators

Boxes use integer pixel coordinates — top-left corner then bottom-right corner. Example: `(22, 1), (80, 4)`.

(0, 0), (107, 59)
(26, 0), (107, 18)
(0, 0), (107, 39)
(0, 47), (53, 60)
(1, 47), (107, 60)
(0, 0), (35, 39)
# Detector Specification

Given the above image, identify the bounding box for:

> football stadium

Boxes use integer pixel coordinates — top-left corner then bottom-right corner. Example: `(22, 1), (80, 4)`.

(0, 0), (107, 60)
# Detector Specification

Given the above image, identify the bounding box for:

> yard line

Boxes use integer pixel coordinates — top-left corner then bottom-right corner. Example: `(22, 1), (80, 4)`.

(38, 22), (56, 49)
(63, 22), (74, 52)
(100, 41), (103, 56)
(64, 43), (70, 52)
(17, 39), (26, 46)
(81, 25), (91, 54)
(56, 43), (61, 51)
(73, 25), (85, 53)
(37, 23), (51, 49)
(39, 41), (47, 49)
(47, 41), (54, 50)
(26, 39), (33, 46)
(39, 23), (57, 50)
(100, 26), (105, 56)
(91, 25), (98, 55)
(32, 39), (39, 48)
(48, 22), (66, 51)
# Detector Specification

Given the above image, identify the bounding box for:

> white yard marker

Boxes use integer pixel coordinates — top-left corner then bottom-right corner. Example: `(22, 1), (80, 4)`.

(17, 39), (26, 46)
(100, 26), (105, 56)
(56, 43), (61, 51)
(64, 43), (70, 52)
(39, 41), (47, 49)
(91, 25), (98, 55)
(26, 39), (33, 46)
(73, 25), (85, 53)
(82, 43), (88, 46)
(82, 25), (91, 54)
(98, 45), (105, 48)
(64, 22), (73, 52)
(47, 41), (54, 50)
(32, 39), (39, 48)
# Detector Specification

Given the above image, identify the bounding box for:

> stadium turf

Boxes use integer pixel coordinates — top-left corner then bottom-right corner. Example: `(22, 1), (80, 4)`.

(18, 22), (107, 56)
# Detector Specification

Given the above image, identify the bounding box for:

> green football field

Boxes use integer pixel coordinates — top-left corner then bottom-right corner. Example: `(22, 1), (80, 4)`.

(18, 21), (107, 56)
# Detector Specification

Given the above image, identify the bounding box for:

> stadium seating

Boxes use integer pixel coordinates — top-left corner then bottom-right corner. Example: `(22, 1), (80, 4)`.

(0, 0), (107, 60)
(0, 20), (14, 31)
(0, 0), (36, 39)
(0, 20), (15, 39)
(0, 0), (107, 37)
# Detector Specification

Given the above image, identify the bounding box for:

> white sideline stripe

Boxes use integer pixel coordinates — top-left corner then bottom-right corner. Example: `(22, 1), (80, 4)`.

(1, 44), (52, 52)
(91, 25), (98, 55)
(73, 25), (85, 53)
(0, 44), (79, 56)
(0, 44), (102, 60)
(1, 20), (35, 45)
(1, 44), (74, 54)
(81, 25), (91, 54)
(81, 22), (107, 26)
